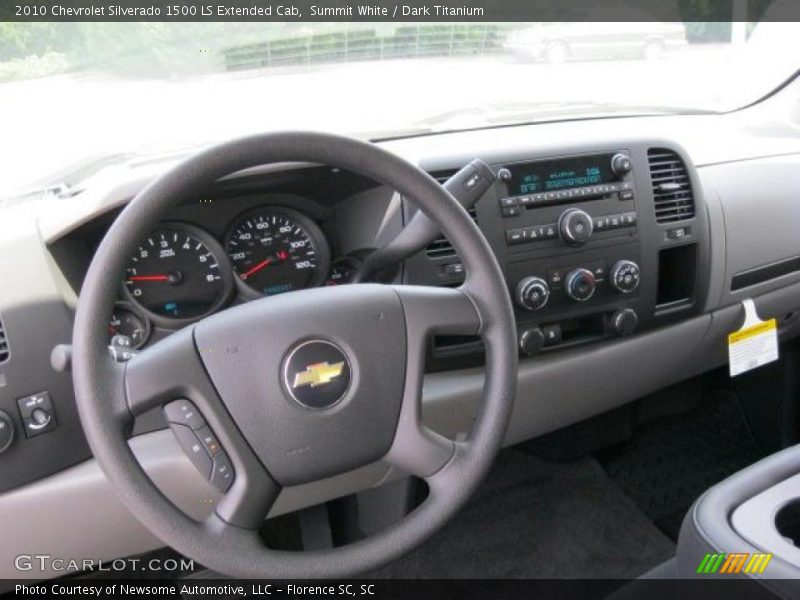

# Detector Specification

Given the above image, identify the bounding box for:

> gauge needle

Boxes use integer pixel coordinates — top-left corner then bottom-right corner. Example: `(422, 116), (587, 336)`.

(128, 275), (170, 282)
(240, 259), (272, 280)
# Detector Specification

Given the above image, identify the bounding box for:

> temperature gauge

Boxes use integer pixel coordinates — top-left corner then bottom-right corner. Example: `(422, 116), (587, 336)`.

(109, 305), (150, 350)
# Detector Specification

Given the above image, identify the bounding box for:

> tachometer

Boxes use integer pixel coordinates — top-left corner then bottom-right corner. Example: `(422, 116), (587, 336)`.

(123, 224), (233, 322)
(225, 207), (330, 296)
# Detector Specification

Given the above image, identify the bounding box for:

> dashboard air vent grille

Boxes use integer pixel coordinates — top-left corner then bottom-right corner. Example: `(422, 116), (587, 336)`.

(0, 314), (8, 363)
(648, 148), (695, 223)
(425, 169), (479, 259)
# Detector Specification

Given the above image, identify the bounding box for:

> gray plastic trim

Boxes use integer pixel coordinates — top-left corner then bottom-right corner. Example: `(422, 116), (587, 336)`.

(0, 429), (391, 582)
(732, 472), (800, 567)
(702, 155), (800, 307)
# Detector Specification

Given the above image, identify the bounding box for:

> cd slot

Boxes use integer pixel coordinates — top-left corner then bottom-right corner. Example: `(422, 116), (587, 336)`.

(522, 190), (617, 209)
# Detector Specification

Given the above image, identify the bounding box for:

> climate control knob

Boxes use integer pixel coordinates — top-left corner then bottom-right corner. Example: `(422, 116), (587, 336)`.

(515, 276), (550, 311)
(564, 268), (596, 302)
(610, 260), (641, 294)
(558, 209), (593, 246)
(519, 325), (546, 356)
(0, 410), (14, 454)
(611, 308), (639, 336)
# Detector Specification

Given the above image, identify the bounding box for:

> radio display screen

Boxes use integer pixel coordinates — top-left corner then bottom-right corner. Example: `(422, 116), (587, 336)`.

(508, 154), (616, 195)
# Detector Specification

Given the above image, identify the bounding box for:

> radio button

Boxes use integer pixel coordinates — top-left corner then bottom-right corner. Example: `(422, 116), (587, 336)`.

(502, 206), (521, 217)
(506, 229), (525, 245)
(622, 212), (637, 226)
(519, 196), (533, 206)
(500, 197), (519, 208)
(620, 190), (634, 201)
(611, 153), (633, 176)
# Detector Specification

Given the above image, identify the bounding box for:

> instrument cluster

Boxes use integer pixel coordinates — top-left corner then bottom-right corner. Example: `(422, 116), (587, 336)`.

(111, 205), (360, 349)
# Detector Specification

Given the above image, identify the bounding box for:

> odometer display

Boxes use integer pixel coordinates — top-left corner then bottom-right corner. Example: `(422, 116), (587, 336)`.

(226, 208), (329, 296)
(124, 225), (230, 320)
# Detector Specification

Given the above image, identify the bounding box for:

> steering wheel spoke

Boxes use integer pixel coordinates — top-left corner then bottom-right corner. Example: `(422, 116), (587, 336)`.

(124, 325), (280, 529)
(123, 326), (206, 417)
(385, 286), (481, 478)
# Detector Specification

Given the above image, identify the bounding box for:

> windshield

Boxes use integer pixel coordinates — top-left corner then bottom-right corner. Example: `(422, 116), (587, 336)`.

(2, 20), (799, 196)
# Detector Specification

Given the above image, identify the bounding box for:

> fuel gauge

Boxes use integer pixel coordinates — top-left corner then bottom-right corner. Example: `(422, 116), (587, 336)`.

(325, 257), (362, 286)
(109, 304), (150, 350)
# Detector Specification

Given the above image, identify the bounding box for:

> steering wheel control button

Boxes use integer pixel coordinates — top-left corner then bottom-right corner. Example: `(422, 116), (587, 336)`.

(283, 340), (351, 410)
(17, 391), (57, 438)
(565, 268), (596, 302)
(210, 453), (235, 492)
(0, 410), (14, 453)
(196, 426), (222, 457)
(164, 399), (205, 430)
(170, 423), (213, 479)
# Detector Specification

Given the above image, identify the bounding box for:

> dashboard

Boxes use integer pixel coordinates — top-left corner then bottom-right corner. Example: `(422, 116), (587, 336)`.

(4, 92), (800, 577)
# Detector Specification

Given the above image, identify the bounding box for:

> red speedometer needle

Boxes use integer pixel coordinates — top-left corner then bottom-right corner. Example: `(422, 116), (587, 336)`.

(128, 275), (169, 282)
(240, 259), (272, 280)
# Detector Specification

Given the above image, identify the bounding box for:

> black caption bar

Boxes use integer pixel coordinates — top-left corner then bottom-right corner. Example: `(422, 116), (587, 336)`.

(1, 0), (799, 23)
(2, 578), (794, 600)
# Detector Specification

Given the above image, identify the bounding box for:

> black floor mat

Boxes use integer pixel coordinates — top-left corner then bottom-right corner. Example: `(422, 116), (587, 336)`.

(598, 390), (764, 540)
(368, 450), (674, 579)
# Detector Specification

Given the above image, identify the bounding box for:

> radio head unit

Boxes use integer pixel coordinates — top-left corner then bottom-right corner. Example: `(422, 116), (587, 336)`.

(505, 153), (621, 196)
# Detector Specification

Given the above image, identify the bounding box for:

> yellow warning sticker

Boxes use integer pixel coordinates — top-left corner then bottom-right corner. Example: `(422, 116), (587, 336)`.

(728, 319), (777, 344)
(728, 304), (778, 377)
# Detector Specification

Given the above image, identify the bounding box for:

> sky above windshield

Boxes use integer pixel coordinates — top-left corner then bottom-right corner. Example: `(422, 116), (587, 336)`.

(1, 21), (798, 196)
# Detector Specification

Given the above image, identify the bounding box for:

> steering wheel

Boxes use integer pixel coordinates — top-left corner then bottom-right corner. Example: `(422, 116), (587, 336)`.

(72, 132), (517, 578)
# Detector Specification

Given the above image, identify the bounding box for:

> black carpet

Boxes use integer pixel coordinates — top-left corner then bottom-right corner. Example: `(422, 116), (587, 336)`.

(369, 450), (674, 579)
(598, 390), (763, 540)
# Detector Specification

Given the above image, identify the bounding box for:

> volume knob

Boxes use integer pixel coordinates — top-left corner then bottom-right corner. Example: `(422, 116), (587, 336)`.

(515, 276), (550, 311)
(558, 209), (593, 246)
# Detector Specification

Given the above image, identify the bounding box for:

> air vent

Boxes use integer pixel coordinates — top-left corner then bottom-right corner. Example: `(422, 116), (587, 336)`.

(424, 169), (479, 259)
(0, 314), (8, 363)
(648, 148), (695, 223)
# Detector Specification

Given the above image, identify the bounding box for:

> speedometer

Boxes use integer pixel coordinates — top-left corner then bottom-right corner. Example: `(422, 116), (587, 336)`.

(123, 224), (233, 322)
(225, 207), (330, 297)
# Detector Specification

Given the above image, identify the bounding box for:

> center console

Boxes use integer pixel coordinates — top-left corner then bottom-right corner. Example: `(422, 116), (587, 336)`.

(405, 140), (711, 367)
(677, 444), (800, 588)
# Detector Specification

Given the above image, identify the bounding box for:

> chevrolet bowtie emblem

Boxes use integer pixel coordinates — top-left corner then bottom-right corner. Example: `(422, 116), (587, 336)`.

(292, 361), (345, 389)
